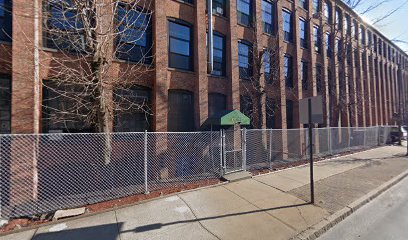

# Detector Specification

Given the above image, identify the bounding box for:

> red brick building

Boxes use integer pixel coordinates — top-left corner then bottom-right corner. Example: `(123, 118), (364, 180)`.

(1, 0), (408, 134)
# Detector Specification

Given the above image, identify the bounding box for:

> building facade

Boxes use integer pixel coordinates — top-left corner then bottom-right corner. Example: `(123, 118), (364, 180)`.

(0, 0), (408, 134)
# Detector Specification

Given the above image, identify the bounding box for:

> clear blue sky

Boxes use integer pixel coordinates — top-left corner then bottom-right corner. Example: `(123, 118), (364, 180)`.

(352, 0), (408, 53)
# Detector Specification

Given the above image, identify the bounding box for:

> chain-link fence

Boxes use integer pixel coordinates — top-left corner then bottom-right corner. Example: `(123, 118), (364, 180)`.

(0, 126), (395, 218)
(245, 126), (395, 171)
(0, 131), (221, 218)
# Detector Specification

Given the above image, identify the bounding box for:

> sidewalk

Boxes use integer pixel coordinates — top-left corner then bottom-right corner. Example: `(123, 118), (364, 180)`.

(2, 145), (408, 240)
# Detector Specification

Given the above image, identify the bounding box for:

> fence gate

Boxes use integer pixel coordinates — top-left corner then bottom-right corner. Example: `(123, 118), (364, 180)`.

(222, 128), (246, 174)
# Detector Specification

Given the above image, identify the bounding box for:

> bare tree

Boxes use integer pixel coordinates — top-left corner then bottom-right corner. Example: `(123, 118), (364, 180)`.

(40, 0), (154, 134)
(37, 0), (154, 163)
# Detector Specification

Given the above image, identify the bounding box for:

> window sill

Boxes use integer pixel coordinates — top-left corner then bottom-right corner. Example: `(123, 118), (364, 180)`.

(213, 13), (228, 21)
(237, 22), (252, 29)
(167, 67), (195, 74)
(42, 47), (59, 53)
(115, 59), (154, 68)
(262, 32), (276, 38)
(0, 41), (12, 45)
(208, 74), (227, 79)
(171, 0), (194, 8)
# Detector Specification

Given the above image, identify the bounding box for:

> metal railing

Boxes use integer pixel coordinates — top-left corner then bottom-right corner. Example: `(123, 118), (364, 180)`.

(0, 126), (395, 218)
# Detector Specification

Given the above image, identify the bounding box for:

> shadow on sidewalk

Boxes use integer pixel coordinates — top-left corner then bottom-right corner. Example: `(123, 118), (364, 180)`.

(32, 223), (123, 240)
(127, 202), (310, 234)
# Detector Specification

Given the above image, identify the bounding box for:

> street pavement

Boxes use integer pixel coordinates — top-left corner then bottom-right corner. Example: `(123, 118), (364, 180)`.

(1, 145), (407, 240)
(317, 173), (408, 240)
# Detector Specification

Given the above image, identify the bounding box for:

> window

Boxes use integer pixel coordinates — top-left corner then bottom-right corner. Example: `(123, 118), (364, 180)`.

(240, 95), (254, 128)
(210, 33), (226, 76)
(367, 31), (372, 48)
(237, 0), (252, 26)
(301, 61), (308, 91)
(168, 20), (193, 71)
(313, 25), (321, 53)
(336, 38), (342, 61)
(238, 41), (252, 79)
(353, 20), (358, 39)
(266, 98), (276, 129)
(264, 51), (271, 84)
(344, 14), (350, 33)
(360, 27), (365, 45)
(213, 0), (226, 16)
(116, 5), (152, 64)
(312, 0), (320, 14)
(316, 64), (322, 93)
(282, 9), (292, 42)
(168, 90), (194, 132)
(0, 76), (11, 133)
(327, 68), (333, 95)
(42, 82), (93, 133)
(284, 54), (293, 88)
(181, 0), (193, 3)
(286, 100), (294, 129)
(299, 0), (308, 10)
(208, 93), (227, 117)
(0, 0), (12, 42)
(335, 8), (342, 29)
(373, 35), (377, 53)
(326, 32), (331, 57)
(262, 0), (274, 34)
(114, 87), (152, 132)
(324, 1), (331, 21)
(208, 33), (226, 76)
(44, 1), (86, 51)
(299, 18), (307, 48)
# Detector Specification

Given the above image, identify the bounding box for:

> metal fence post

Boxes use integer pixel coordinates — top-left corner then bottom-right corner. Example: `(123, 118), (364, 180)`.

(219, 129), (224, 177)
(328, 128), (332, 155)
(144, 131), (149, 194)
(222, 129), (226, 173)
(269, 129), (273, 169)
(242, 128), (247, 171)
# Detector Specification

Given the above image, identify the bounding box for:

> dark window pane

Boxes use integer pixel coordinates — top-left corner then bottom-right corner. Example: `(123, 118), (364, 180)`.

(0, 76), (11, 133)
(284, 55), (293, 88)
(286, 100), (294, 129)
(42, 82), (93, 133)
(0, 0), (12, 42)
(266, 98), (277, 129)
(316, 64), (322, 93)
(301, 61), (308, 91)
(208, 93), (226, 117)
(45, 0), (86, 52)
(313, 0), (319, 13)
(211, 34), (226, 76)
(262, 0), (274, 34)
(299, 0), (307, 10)
(168, 21), (193, 71)
(282, 10), (292, 42)
(299, 18), (307, 48)
(213, 0), (226, 16)
(116, 5), (152, 63)
(238, 41), (252, 79)
(168, 90), (195, 132)
(114, 87), (152, 132)
(237, 0), (251, 26)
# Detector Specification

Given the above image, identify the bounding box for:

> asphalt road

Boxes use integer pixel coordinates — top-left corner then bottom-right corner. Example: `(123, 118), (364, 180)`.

(318, 176), (408, 240)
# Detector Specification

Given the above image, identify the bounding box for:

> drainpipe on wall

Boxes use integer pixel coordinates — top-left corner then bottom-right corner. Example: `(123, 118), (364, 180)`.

(33, 0), (40, 200)
(207, 0), (213, 74)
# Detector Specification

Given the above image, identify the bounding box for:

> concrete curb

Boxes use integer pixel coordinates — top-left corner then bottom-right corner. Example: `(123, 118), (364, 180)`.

(294, 168), (408, 240)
